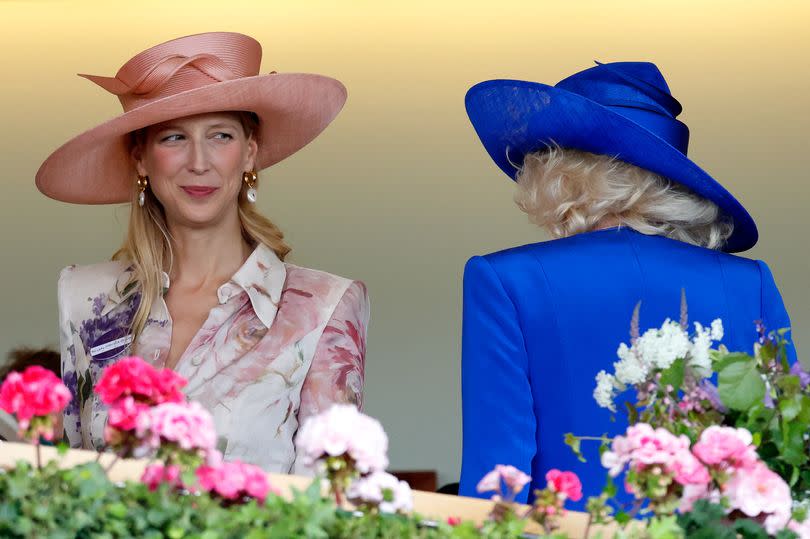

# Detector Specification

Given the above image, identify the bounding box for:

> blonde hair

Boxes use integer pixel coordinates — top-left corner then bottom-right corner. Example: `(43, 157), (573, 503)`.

(113, 111), (290, 343)
(513, 146), (734, 249)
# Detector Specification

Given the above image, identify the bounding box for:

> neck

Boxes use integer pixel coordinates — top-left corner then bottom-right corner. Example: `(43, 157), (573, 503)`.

(594, 216), (622, 231)
(166, 212), (252, 288)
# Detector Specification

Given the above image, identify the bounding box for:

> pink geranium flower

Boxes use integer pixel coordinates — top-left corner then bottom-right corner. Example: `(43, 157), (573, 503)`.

(136, 401), (217, 454)
(150, 368), (187, 404)
(546, 469), (583, 502)
(295, 404), (388, 474)
(141, 463), (182, 491)
(476, 465), (532, 500)
(196, 460), (275, 504)
(724, 461), (792, 535)
(789, 517), (810, 539)
(671, 450), (711, 487)
(0, 366), (71, 438)
(601, 423), (693, 479)
(347, 471), (414, 514)
(95, 356), (187, 405)
(692, 426), (758, 471)
(107, 396), (150, 432)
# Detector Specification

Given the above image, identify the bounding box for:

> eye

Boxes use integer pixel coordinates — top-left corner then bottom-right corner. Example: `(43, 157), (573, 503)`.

(213, 132), (234, 140)
(160, 134), (184, 143)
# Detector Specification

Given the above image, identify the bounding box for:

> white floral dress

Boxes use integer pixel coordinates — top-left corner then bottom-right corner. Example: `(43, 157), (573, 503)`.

(58, 243), (369, 474)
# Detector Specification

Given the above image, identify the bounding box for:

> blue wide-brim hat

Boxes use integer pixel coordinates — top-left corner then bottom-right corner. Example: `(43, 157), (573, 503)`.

(465, 61), (757, 253)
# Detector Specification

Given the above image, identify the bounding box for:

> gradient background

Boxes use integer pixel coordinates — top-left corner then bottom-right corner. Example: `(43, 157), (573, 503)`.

(2, 0), (808, 486)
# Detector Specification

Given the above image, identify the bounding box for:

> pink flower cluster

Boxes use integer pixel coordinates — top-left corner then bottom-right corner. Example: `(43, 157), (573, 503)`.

(546, 469), (583, 502)
(601, 423), (708, 488)
(141, 463), (183, 491)
(346, 471), (414, 514)
(295, 404), (389, 473)
(691, 425), (757, 470)
(690, 426), (792, 534)
(135, 401), (217, 454)
(95, 356), (186, 406)
(95, 357), (188, 450)
(476, 464), (532, 499)
(0, 365), (71, 440)
(603, 423), (794, 534)
(196, 458), (276, 504)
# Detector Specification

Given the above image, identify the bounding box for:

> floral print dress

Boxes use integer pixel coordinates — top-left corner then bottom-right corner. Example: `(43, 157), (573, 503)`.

(58, 243), (368, 474)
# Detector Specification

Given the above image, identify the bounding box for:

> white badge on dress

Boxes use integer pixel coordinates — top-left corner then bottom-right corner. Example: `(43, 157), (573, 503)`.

(89, 334), (133, 359)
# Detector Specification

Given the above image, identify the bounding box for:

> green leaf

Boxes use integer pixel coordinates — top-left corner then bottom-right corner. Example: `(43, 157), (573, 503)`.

(717, 356), (766, 411)
(56, 441), (70, 456)
(660, 358), (685, 390)
(713, 352), (753, 372)
(732, 518), (770, 539)
(564, 433), (586, 463)
(614, 511), (631, 525)
(646, 515), (684, 539)
(779, 394), (803, 421)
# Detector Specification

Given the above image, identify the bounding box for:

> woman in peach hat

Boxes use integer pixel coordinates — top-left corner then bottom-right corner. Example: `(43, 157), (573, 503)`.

(36, 32), (368, 473)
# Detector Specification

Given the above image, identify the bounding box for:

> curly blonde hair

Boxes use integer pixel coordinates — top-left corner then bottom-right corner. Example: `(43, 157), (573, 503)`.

(513, 146), (734, 249)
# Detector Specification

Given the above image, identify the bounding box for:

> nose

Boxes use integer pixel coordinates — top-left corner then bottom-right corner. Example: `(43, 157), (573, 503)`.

(188, 137), (210, 175)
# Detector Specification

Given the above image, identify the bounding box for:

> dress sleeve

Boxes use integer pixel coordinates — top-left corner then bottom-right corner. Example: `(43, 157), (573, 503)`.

(58, 267), (83, 448)
(459, 256), (536, 503)
(298, 280), (370, 426)
(757, 260), (797, 363)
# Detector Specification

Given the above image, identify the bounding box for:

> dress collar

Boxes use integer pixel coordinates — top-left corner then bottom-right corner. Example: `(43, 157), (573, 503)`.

(216, 243), (286, 328)
(100, 243), (286, 329)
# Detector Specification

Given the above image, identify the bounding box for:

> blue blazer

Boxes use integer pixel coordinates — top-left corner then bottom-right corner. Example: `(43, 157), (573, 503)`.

(459, 228), (794, 509)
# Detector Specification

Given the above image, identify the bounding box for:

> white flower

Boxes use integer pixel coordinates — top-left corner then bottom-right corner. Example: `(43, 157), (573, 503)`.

(710, 319), (724, 341)
(690, 320), (724, 378)
(594, 370), (618, 412)
(690, 322), (713, 378)
(613, 353), (648, 386)
(347, 471), (413, 514)
(635, 320), (691, 371)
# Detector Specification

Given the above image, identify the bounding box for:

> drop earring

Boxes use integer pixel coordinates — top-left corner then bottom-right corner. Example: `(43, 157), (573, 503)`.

(243, 170), (258, 203)
(137, 175), (148, 207)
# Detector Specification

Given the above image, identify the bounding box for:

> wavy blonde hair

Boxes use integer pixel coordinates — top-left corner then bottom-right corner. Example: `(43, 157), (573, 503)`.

(113, 111), (291, 343)
(513, 146), (734, 249)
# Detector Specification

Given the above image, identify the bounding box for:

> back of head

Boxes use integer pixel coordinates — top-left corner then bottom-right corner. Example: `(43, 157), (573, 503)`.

(1, 346), (60, 380)
(513, 146), (734, 250)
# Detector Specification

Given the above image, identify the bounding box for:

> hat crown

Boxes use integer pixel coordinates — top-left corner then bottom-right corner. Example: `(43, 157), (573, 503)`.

(556, 61), (683, 118)
(79, 32), (263, 112)
(555, 61), (689, 154)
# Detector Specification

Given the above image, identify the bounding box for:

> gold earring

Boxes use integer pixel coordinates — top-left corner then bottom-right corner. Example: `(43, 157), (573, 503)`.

(137, 175), (148, 207)
(243, 170), (258, 203)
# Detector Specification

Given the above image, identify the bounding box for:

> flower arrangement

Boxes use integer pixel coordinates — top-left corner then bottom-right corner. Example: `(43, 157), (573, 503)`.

(563, 303), (810, 538)
(1, 304), (806, 539)
(0, 358), (516, 537)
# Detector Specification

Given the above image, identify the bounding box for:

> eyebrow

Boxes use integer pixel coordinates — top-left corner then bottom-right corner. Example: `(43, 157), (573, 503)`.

(154, 122), (239, 132)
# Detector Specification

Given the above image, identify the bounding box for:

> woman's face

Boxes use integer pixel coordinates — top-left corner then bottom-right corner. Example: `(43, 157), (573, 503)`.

(134, 112), (258, 229)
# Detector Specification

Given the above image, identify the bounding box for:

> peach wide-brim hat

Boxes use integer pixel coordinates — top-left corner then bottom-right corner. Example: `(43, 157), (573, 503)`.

(36, 32), (347, 204)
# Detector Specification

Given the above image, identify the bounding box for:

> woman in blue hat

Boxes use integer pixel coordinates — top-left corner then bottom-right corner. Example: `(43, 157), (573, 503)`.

(458, 62), (795, 507)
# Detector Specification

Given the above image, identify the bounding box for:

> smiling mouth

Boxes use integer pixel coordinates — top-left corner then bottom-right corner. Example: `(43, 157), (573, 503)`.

(181, 186), (219, 198)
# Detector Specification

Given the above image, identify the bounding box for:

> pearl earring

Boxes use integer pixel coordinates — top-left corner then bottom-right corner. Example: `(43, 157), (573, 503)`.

(243, 170), (258, 203)
(137, 175), (148, 207)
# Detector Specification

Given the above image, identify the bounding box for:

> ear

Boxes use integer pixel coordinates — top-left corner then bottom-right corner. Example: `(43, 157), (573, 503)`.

(245, 135), (259, 171)
(131, 144), (148, 178)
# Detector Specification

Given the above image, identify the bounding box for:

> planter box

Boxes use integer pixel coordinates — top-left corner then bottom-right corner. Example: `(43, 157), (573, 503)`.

(0, 441), (604, 537)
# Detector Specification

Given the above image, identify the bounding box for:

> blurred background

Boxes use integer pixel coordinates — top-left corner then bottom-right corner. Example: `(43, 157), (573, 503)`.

(1, 0), (808, 487)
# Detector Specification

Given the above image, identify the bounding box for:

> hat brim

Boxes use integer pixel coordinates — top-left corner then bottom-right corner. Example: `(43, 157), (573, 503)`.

(465, 79), (757, 253)
(36, 72), (347, 204)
